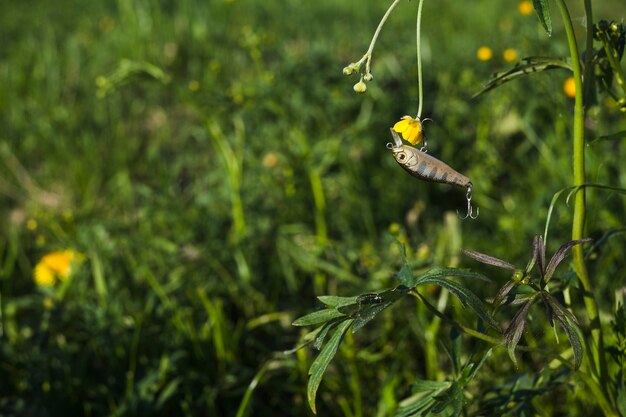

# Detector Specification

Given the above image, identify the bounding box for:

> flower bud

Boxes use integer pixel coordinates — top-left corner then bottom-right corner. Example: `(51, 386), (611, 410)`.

(353, 80), (367, 94)
(363, 73), (373, 81)
(343, 66), (354, 76)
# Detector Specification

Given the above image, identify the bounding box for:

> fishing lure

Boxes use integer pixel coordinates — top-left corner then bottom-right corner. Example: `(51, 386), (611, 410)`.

(386, 128), (479, 219)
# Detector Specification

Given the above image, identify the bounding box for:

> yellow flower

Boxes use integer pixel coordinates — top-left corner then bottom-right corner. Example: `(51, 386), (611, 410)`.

(393, 116), (424, 145)
(33, 250), (82, 286)
(476, 46), (493, 61)
(503, 48), (518, 63)
(518, 0), (534, 15)
(564, 76), (576, 98)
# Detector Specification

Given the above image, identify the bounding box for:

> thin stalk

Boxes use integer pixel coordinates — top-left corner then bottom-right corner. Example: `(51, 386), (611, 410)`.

(354, 0), (403, 76)
(554, 0), (609, 398)
(415, 0), (426, 119)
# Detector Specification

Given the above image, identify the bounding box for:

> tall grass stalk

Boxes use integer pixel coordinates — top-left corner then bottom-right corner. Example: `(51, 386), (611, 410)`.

(555, 0), (610, 405)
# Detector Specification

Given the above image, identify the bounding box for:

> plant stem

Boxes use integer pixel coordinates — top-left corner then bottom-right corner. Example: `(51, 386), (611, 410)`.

(555, 0), (609, 399)
(415, 0), (425, 119)
(357, 0), (403, 76)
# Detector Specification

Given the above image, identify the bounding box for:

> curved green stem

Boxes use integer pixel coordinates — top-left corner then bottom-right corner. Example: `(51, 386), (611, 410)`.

(415, 0), (425, 119)
(555, 0), (609, 402)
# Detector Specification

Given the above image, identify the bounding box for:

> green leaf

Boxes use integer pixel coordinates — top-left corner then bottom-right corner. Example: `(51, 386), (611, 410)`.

(474, 57), (570, 97)
(411, 379), (451, 393)
(505, 298), (536, 368)
(589, 130), (626, 144)
(396, 243), (414, 286)
(431, 381), (463, 416)
(313, 318), (344, 350)
(292, 308), (345, 326)
(533, 0), (552, 36)
(307, 319), (353, 414)
(317, 295), (358, 308)
(411, 269), (499, 331)
(542, 292), (584, 369)
(337, 287), (409, 332)
(554, 315), (585, 370)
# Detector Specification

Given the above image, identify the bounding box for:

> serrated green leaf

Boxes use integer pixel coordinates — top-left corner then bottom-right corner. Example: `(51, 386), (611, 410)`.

(292, 309), (345, 326)
(307, 319), (353, 414)
(317, 295), (358, 308)
(533, 0), (552, 36)
(412, 270), (499, 331)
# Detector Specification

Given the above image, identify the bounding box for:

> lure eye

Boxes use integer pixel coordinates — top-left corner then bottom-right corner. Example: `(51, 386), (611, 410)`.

(398, 153), (406, 160)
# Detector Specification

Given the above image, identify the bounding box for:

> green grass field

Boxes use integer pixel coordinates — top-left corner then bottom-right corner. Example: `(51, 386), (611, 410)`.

(1, 0), (626, 416)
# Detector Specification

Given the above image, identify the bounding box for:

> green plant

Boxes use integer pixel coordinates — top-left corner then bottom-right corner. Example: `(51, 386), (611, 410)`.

(294, 0), (626, 415)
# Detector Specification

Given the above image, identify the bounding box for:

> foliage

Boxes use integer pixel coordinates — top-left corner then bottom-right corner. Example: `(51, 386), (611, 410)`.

(0, 0), (625, 416)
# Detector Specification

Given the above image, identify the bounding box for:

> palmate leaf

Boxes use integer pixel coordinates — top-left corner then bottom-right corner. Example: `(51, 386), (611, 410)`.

(410, 268), (499, 331)
(533, 0), (552, 36)
(474, 57), (571, 97)
(307, 319), (353, 414)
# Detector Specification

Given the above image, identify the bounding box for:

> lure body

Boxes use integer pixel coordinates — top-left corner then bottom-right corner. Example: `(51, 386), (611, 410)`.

(390, 143), (471, 188)
(387, 129), (478, 219)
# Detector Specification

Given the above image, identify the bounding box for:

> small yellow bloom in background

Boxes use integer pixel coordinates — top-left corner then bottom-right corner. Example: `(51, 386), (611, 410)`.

(188, 80), (200, 92)
(26, 219), (38, 231)
(393, 116), (424, 145)
(503, 48), (518, 63)
(564, 76), (576, 98)
(33, 250), (82, 287)
(518, 0), (534, 15)
(476, 46), (493, 61)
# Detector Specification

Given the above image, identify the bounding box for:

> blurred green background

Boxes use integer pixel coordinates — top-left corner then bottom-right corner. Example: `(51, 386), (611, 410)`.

(1, 0), (625, 415)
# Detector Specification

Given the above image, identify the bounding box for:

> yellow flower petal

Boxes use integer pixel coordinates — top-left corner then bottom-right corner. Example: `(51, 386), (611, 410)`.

(564, 76), (576, 98)
(503, 48), (518, 63)
(393, 116), (424, 145)
(42, 250), (75, 279)
(477, 46), (493, 61)
(34, 263), (55, 286)
(518, 0), (533, 16)
(393, 118), (411, 133)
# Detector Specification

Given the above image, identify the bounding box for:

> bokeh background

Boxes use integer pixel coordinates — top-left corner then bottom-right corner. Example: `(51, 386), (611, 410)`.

(1, 0), (625, 415)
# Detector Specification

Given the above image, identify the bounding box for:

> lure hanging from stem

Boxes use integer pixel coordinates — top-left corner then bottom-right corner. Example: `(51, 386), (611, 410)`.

(387, 128), (479, 219)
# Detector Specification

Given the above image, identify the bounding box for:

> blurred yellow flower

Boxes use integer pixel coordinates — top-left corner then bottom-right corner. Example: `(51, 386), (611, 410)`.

(503, 48), (518, 62)
(33, 250), (82, 287)
(477, 46), (493, 61)
(518, 0), (533, 15)
(393, 116), (424, 145)
(564, 76), (576, 98)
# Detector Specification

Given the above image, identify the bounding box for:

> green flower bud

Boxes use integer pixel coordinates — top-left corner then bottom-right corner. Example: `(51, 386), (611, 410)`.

(363, 73), (373, 81)
(343, 66), (354, 76)
(353, 80), (367, 94)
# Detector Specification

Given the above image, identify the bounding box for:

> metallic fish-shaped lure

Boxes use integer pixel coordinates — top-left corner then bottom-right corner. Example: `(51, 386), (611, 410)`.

(387, 129), (470, 188)
(387, 128), (478, 219)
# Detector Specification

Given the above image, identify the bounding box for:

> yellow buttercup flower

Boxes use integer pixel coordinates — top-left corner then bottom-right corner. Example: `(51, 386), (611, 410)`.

(518, 0), (534, 16)
(33, 250), (82, 286)
(476, 46), (493, 61)
(564, 76), (576, 98)
(503, 48), (518, 63)
(393, 116), (424, 145)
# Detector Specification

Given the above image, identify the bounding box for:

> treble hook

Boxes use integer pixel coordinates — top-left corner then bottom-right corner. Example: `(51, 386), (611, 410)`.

(457, 184), (479, 220)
